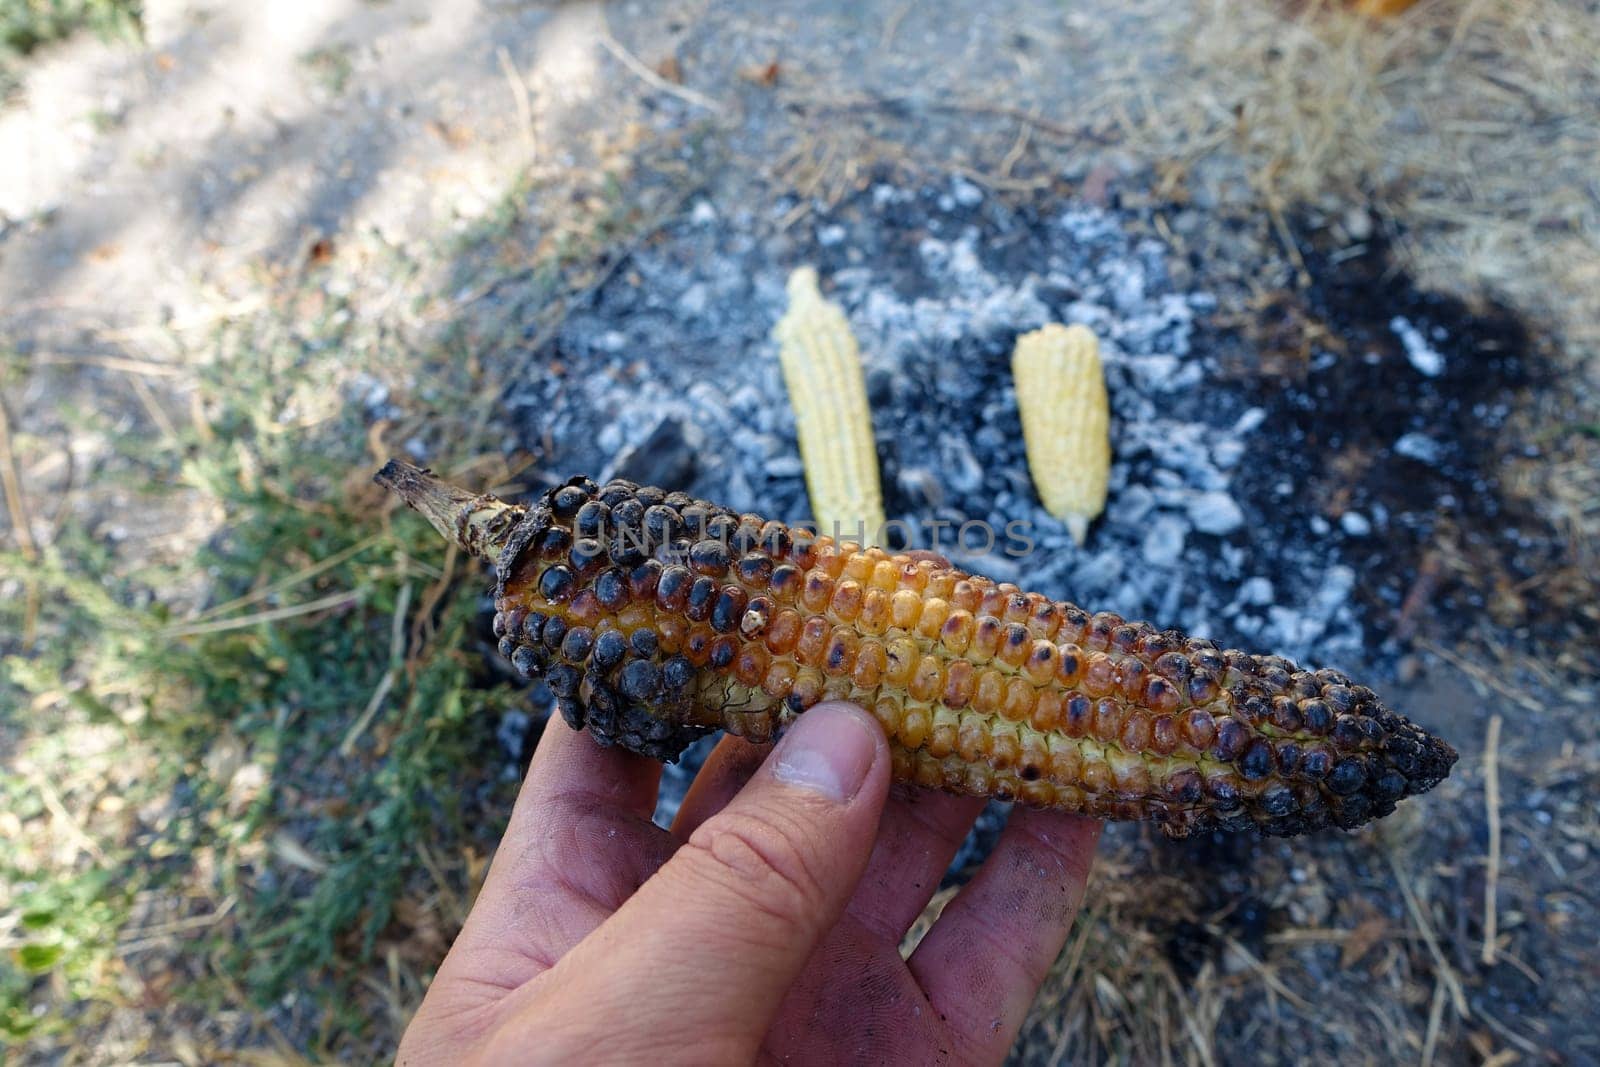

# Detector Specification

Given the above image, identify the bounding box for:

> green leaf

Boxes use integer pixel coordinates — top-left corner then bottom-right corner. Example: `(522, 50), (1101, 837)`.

(18, 944), (64, 973)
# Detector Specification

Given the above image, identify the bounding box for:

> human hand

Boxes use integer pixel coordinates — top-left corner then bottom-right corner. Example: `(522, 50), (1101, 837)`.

(398, 701), (1100, 1065)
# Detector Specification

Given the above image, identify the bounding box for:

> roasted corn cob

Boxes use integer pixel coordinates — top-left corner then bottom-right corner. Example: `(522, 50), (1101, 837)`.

(376, 461), (1457, 839)
(773, 266), (886, 545)
(1012, 323), (1110, 546)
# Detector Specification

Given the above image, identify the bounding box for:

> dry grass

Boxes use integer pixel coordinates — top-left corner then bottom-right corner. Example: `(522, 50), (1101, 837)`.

(1147, 0), (1600, 356)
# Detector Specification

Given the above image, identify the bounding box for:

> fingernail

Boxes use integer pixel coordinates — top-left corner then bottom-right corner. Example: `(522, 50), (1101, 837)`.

(772, 703), (877, 802)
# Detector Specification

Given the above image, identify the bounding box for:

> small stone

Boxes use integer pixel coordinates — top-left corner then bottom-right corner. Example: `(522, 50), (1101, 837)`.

(1394, 432), (1443, 465)
(1187, 492), (1244, 536)
(1340, 512), (1372, 537)
(1142, 514), (1188, 567)
(1237, 577), (1274, 606)
(614, 417), (697, 491)
(690, 200), (717, 225)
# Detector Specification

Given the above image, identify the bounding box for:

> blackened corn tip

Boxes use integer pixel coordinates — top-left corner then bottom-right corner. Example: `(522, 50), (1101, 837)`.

(384, 462), (1457, 839)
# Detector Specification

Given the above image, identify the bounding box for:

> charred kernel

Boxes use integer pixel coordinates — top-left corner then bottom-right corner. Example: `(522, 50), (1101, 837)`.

(708, 637), (737, 670)
(655, 615), (686, 653)
(1240, 739), (1274, 780)
(522, 612), (547, 643)
(575, 500), (610, 538)
(1277, 741), (1303, 777)
(594, 568), (629, 611)
(1328, 758), (1367, 795)
(710, 585), (749, 633)
(1270, 696), (1304, 733)
(852, 641), (887, 689)
(496, 635), (517, 658)
(767, 563), (803, 601)
(560, 627), (595, 663)
(795, 616), (831, 666)
(1300, 747), (1331, 780)
(1331, 715), (1365, 750)
(598, 481), (638, 508)
(937, 611), (975, 656)
(1180, 707), (1217, 750)
(764, 609), (803, 655)
(629, 628), (658, 658)
(685, 576), (718, 621)
(1321, 686), (1355, 714)
(661, 654), (696, 691)
(1023, 641), (1060, 685)
(802, 572), (835, 613)
(1082, 654), (1117, 698)
(510, 644), (545, 677)
(1141, 676), (1181, 715)
(1373, 770), (1407, 801)
(551, 483), (590, 516)
(909, 655), (945, 703)
(492, 612), (510, 638)
(977, 585), (1009, 618)
(1207, 774), (1243, 810)
(617, 660), (660, 701)
(541, 616), (569, 651)
(1165, 768), (1205, 805)
(968, 616), (1003, 661)
(539, 564), (577, 603)
(729, 521), (762, 555)
(628, 559), (662, 601)
(823, 629), (860, 675)
(688, 539), (730, 576)
(536, 527), (573, 560)
(656, 566), (693, 611)
(950, 580), (982, 613)
(889, 588), (923, 629)
(829, 580), (865, 622)
(592, 629), (627, 669)
(547, 663), (582, 698)
(1212, 717), (1249, 761)
(683, 626), (714, 666)
(1260, 783), (1296, 816)
(1092, 698), (1125, 743)
(1063, 693), (1093, 736)
(737, 552), (774, 585)
(609, 498), (645, 534)
(1188, 670), (1221, 705)
(1055, 647), (1085, 688)
(642, 504), (679, 542)
(997, 623), (1032, 668)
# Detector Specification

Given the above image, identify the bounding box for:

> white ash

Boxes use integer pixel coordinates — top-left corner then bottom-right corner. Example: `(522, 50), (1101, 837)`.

(1390, 314), (1446, 378)
(503, 176), (1373, 826)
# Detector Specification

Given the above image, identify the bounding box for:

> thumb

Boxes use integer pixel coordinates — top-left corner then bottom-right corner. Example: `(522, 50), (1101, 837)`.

(501, 702), (891, 1062)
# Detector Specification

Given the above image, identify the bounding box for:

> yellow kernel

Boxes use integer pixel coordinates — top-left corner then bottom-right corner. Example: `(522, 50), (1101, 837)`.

(890, 589), (923, 630)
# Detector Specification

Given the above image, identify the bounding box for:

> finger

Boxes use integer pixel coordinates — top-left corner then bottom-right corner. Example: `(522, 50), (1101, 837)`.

(845, 785), (985, 943)
(512, 711), (664, 826)
(907, 808), (1100, 1063)
(670, 733), (769, 838)
(483, 702), (892, 1063)
(425, 718), (674, 1006)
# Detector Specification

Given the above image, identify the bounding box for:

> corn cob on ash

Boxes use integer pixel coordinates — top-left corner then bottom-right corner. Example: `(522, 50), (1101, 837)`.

(375, 461), (1456, 839)
(1012, 324), (1111, 546)
(773, 266), (886, 544)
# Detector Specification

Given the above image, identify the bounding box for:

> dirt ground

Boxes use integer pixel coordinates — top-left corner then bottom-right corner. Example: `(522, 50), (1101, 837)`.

(2, 0), (1597, 1063)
